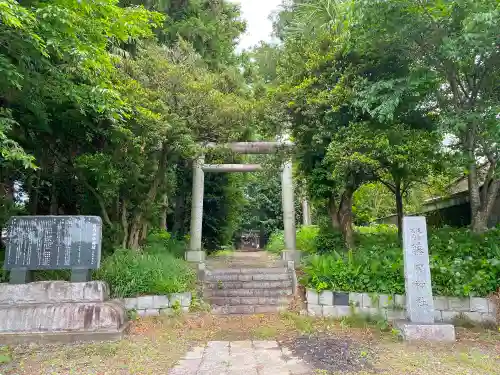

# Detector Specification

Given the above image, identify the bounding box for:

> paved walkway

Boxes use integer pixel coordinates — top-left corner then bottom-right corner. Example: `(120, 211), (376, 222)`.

(206, 251), (285, 269)
(169, 340), (312, 375)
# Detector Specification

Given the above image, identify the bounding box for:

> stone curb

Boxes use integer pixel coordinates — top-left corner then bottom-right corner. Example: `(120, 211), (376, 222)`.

(120, 292), (192, 313)
(305, 289), (496, 324)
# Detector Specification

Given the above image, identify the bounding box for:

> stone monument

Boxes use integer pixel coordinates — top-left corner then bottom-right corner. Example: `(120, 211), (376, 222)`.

(1, 216), (128, 344)
(394, 216), (455, 342)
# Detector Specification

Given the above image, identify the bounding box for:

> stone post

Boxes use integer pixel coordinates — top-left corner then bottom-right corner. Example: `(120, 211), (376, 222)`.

(281, 159), (300, 262)
(394, 216), (455, 342)
(186, 155), (206, 263)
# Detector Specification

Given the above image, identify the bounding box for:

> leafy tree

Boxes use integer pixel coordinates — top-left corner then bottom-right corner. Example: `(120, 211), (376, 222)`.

(326, 123), (443, 239)
(0, 0), (255, 253)
(120, 0), (246, 68)
(353, 183), (394, 225)
(347, 0), (500, 233)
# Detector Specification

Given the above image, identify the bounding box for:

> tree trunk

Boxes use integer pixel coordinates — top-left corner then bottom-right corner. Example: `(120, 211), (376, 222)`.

(160, 194), (168, 231)
(327, 195), (341, 230)
(469, 159), (499, 233)
(468, 160), (483, 232)
(128, 214), (142, 250)
(395, 183), (404, 243)
(28, 170), (40, 215)
(49, 162), (59, 215)
(172, 190), (186, 235)
(141, 222), (148, 240)
(121, 200), (128, 249)
(339, 189), (354, 249)
(128, 226), (140, 250)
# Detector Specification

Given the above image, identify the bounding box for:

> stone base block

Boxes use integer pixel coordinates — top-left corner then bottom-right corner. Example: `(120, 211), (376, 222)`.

(281, 250), (302, 263)
(0, 301), (126, 332)
(394, 320), (456, 342)
(0, 281), (109, 305)
(185, 250), (206, 263)
(0, 323), (129, 345)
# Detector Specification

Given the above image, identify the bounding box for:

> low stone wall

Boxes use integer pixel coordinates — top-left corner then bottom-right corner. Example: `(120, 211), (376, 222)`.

(118, 292), (192, 317)
(306, 289), (497, 324)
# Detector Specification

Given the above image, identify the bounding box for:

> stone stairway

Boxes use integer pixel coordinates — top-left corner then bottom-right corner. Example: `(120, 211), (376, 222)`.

(203, 252), (296, 314)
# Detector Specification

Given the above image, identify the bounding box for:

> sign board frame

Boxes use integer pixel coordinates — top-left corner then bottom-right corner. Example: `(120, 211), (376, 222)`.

(3, 216), (102, 284)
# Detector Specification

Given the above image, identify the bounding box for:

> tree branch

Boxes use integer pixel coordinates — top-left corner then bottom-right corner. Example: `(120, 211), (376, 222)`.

(81, 178), (113, 227)
(378, 178), (396, 193)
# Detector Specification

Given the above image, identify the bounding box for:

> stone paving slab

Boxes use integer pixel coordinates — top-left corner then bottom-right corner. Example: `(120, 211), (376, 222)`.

(169, 341), (312, 375)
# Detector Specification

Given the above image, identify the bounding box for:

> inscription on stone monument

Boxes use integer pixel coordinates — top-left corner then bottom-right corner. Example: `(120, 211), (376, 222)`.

(402, 216), (434, 324)
(4, 216), (102, 271)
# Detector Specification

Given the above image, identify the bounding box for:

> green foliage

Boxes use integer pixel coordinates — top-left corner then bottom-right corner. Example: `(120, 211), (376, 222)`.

(346, 0), (500, 233)
(353, 183), (395, 224)
(0, 0), (256, 254)
(314, 224), (344, 254)
(300, 225), (500, 297)
(296, 225), (320, 254)
(266, 225), (320, 254)
(266, 230), (284, 254)
(95, 248), (195, 298)
(145, 229), (186, 259)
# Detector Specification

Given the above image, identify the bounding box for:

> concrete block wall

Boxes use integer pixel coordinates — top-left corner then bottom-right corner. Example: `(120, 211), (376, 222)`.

(118, 292), (191, 317)
(306, 289), (497, 324)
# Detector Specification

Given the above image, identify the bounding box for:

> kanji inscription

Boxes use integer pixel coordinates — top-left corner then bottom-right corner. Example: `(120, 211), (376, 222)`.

(402, 216), (435, 324)
(3, 216), (102, 270)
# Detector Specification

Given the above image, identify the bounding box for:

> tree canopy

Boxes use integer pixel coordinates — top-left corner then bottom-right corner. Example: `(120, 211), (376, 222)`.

(0, 0), (498, 255)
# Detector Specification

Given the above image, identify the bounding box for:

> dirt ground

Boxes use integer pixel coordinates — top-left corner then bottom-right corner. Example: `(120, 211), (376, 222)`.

(0, 313), (498, 375)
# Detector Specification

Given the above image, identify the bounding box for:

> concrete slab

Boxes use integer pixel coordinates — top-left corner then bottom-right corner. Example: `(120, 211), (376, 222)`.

(169, 340), (312, 375)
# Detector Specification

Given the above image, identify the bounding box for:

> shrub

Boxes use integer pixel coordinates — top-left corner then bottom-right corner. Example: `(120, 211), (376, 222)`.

(145, 229), (186, 259)
(314, 225), (344, 254)
(266, 230), (284, 254)
(301, 225), (500, 297)
(266, 225), (323, 254)
(297, 225), (320, 254)
(94, 249), (195, 298)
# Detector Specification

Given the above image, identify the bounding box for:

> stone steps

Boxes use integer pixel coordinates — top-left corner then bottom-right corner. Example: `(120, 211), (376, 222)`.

(205, 280), (293, 290)
(205, 273), (290, 282)
(204, 288), (293, 297)
(204, 266), (295, 315)
(208, 296), (292, 306)
(207, 267), (288, 275)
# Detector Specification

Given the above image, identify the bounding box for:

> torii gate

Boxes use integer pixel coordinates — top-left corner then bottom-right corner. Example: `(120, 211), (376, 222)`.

(185, 141), (301, 264)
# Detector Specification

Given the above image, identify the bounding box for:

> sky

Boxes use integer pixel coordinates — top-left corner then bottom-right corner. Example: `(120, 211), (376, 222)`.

(231, 0), (283, 51)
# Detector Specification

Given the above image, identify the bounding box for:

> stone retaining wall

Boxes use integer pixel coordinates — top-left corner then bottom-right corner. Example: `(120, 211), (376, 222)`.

(306, 289), (497, 324)
(118, 292), (192, 317)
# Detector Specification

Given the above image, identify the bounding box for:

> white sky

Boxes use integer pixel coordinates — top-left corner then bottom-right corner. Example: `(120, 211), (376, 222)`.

(231, 0), (282, 51)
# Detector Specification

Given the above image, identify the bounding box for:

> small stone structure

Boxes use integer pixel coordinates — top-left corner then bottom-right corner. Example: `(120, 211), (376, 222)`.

(306, 289), (497, 324)
(119, 293), (192, 317)
(0, 281), (127, 344)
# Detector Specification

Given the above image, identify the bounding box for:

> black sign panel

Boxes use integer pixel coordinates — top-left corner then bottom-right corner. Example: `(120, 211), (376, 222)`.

(3, 216), (102, 270)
